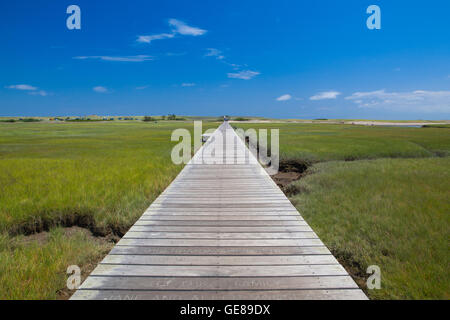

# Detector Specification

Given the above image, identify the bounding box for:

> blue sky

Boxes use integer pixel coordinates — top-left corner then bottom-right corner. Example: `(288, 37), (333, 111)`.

(1, 0), (449, 119)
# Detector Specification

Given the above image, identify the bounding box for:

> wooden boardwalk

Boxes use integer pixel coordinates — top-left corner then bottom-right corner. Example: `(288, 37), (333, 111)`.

(71, 122), (367, 300)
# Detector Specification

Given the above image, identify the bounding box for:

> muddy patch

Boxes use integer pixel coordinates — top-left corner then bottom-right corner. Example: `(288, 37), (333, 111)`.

(20, 225), (119, 246)
(10, 213), (128, 240)
(271, 160), (310, 196)
(329, 248), (370, 295)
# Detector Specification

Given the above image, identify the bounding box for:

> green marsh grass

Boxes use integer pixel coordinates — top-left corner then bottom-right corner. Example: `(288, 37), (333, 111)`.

(237, 123), (450, 160)
(0, 121), (217, 299)
(289, 158), (449, 299)
(0, 227), (112, 299)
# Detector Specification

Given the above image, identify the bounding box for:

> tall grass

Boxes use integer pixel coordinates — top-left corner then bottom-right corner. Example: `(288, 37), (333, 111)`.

(236, 123), (450, 161)
(0, 122), (217, 233)
(0, 121), (217, 299)
(289, 158), (450, 299)
(0, 228), (112, 299)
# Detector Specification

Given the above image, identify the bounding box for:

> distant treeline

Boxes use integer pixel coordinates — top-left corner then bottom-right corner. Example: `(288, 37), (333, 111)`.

(0, 118), (42, 123)
(143, 114), (186, 122)
(66, 118), (113, 122)
(422, 124), (450, 128)
(0, 115), (193, 123)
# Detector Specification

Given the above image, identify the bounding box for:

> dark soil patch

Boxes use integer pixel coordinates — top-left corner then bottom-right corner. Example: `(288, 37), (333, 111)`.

(329, 247), (370, 295)
(20, 226), (119, 246)
(272, 171), (302, 188)
(272, 159), (311, 196)
(9, 212), (128, 240)
(241, 130), (311, 195)
(19, 230), (50, 245)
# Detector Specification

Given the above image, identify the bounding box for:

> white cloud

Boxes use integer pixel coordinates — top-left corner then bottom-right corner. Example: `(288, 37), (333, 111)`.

(29, 90), (48, 96)
(74, 55), (153, 62)
(137, 33), (175, 44)
(310, 91), (341, 100)
(227, 70), (260, 80)
(181, 83), (196, 87)
(135, 85), (149, 90)
(6, 84), (49, 96)
(137, 19), (206, 44)
(205, 48), (224, 60)
(276, 94), (292, 101)
(346, 89), (450, 113)
(6, 84), (37, 91)
(168, 19), (206, 36)
(93, 86), (108, 93)
(228, 63), (241, 70)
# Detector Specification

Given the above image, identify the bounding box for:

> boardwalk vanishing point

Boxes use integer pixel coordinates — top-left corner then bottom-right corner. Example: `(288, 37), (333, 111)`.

(71, 122), (367, 300)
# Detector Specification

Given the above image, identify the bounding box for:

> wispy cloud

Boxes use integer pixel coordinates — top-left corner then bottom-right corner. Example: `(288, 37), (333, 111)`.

(310, 91), (341, 100)
(135, 85), (150, 90)
(181, 83), (196, 87)
(228, 63), (241, 70)
(276, 94), (292, 101)
(93, 86), (109, 93)
(74, 55), (153, 62)
(29, 90), (48, 96)
(137, 33), (175, 44)
(204, 48), (243, 70)
(205, 48), (224, 60)
(137, 19), (206, 44)
(168, 19), (206, 36)
(227, 70), (260, 80)
(6, 84), (48, 96)
(6, 84), (37, 91)
(346, 89), (450, 113)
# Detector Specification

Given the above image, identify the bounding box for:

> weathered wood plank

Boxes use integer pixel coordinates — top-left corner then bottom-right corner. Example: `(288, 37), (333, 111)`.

(138, 216), (303, 221)
(71, 289), (367, 300)
(142, 211), (301, 216)
(116, 238), (324, 247)
(122, 231), (318, 239)
(109, 246), (332, 256)
(133, 220), (307, 226)
(128, 226), (314, 232)
(90, 264), (348, 277)
(100, 254), (338, 265)
(78, 275), (357, 291)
